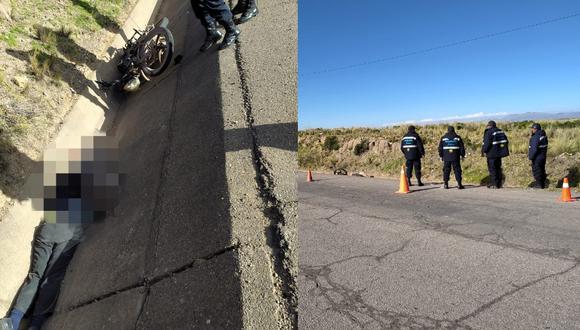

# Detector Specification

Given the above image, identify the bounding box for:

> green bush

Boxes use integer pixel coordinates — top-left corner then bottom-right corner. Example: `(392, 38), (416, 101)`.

(353, 139), (369, 156)
(323, 135), (340, 151)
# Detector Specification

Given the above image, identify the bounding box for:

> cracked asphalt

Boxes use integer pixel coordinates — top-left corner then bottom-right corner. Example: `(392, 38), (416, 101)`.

(298, 172), (580, 329)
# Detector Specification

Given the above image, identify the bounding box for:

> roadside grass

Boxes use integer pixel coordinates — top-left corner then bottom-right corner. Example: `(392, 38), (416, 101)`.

(299, 119), (580, 190)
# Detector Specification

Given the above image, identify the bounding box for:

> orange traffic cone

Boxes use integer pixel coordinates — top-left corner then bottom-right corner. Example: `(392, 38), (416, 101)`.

(396, 165), (410, 194)
(307, 169), (313, 182)
(561, 177), (575, 202)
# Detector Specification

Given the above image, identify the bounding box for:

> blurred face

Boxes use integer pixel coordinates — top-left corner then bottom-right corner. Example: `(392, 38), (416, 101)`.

(532, 128), (538, 134)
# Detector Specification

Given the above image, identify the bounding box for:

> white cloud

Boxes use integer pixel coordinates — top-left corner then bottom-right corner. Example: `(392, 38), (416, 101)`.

(384, 112), (511, 126)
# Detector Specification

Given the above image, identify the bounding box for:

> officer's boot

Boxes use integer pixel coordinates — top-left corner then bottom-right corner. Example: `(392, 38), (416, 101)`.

(457, 180), (465, 190)
(443, 181), (449, 189)
(200, 22), (223, 52)
(417, 178), (424, 187)
(237, 0), (258, 24)
(231, 0), (247, 15)
(407, 177), (413, 187)
(219, 20), (241, 50)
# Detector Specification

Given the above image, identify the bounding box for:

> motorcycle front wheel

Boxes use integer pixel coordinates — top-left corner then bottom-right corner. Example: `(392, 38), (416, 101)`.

(138, 25), (174, 77)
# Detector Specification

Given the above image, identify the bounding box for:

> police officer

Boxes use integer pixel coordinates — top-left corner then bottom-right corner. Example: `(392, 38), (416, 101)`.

(482, 120), (509, 189)
(438, 126), (466, 189)
(191, 0), (240, 52)
(528, 123), (549, 189)
(400, 125), (425, 186)
(232, 0), (259, 24)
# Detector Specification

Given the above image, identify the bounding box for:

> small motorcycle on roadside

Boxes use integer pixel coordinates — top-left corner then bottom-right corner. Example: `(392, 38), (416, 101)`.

(96, 17), (174, 93)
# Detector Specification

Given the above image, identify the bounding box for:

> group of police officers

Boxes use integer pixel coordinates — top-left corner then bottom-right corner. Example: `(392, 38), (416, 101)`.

(400, 121), (549, 189)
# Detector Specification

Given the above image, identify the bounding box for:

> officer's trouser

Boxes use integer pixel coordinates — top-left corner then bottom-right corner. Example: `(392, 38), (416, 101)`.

(487, 157), (503, 188)
(191, 0), (233, 29)
(532, 157), (547, 187)
(405, 159), (421, 180)
(13, 230), (79, 318)
(443, 161), (462, 183)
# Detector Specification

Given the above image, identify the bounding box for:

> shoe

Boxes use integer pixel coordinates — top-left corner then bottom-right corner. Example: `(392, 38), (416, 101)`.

(417, 180), (425, 187)
(0, 318), (13, 330)
(231, 0), (247, 14)
(443, 182), (449, 189)
(219, 25), (241, 50)
(458, 184), (465, 190)
(200, 28), (222, 52)
(407, 178), (413, 187)
(237, 6), (258, 24)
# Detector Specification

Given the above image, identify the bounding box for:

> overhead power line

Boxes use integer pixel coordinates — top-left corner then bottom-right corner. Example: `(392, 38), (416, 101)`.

(302, 11), (580, 77)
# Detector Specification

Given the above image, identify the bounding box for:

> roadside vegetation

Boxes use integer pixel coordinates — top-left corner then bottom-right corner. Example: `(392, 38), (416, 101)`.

(299, 119), (580, 191)
(0, 0), (136, 216)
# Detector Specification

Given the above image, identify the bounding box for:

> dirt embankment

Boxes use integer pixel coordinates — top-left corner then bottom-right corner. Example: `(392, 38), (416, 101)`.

(299, 120), (580, 190)
(0, 0), (137, 221)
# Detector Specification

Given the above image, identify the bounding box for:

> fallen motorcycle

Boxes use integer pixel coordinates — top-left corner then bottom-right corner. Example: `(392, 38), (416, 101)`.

(96, 17), (174, 92)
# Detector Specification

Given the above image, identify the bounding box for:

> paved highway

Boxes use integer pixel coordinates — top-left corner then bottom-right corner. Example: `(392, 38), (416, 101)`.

(299, 172), (580, 329)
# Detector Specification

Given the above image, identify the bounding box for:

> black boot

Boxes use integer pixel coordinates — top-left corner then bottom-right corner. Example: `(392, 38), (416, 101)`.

(219, 21), (241, 50)
(200, 24), (222, 52)
(407, 177), (413, 187)
(231, 0), (247, 15)
(458, 180), (465, 189)
(417, 179), (424, 187)
(443, 182), (449, 189)
(237, 0), (258, 24)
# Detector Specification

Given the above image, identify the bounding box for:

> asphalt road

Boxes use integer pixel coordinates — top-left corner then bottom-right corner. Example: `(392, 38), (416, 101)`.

(299, 172), (580, 329)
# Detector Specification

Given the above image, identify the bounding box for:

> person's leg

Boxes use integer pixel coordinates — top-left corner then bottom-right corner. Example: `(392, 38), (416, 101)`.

(231, 0), (247, 14)
(443, 161), (451, 188)
(540, 158), (547, 188)
(531, 158), (541, 187)
(237, 0), (258, 24)
(10, 230), (54, 329)
(405, 159), (413, 186)
(203, 0), (240, 49)
(454, 161), (464, 189)
(495, 158), (503, 188)
(191, 0), (223, 52)
(486, 158), (496, 188)
(29, 240), (80, 328)
(415, 159), (423, 186)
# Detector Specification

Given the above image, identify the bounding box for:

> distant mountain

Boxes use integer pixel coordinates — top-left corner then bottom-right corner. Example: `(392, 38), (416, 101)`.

(386, 111), (580, 127)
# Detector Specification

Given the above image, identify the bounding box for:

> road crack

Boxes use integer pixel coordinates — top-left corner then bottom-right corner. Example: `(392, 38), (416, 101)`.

(232, 20), (297, 328)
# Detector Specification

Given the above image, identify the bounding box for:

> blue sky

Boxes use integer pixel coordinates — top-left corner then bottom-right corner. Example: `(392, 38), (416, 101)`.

(299, 0), (580, 128)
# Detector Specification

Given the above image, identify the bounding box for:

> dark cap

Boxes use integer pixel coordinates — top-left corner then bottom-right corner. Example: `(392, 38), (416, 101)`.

(408, 125), (416, 132)
(487, 120), (497, 128)
(447, 126), (455, 133)
(531, 123), (541, 130)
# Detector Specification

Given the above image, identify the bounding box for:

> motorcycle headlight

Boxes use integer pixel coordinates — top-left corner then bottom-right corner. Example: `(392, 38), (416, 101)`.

(123, 77), (141, 92)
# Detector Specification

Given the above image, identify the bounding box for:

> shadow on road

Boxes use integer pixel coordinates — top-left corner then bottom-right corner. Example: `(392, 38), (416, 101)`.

(0, 136), (39, 202)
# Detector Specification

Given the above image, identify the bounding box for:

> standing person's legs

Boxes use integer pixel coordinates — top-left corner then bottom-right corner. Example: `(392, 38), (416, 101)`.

(28, 240), (79, 328)
(487, 158), (496, 187)
(203, 0), (240, 49)
(532, 157), (547, 188)
(191, 0), (223, 51)
(10, 230), (54, 329)
(496, 158), (503, 188)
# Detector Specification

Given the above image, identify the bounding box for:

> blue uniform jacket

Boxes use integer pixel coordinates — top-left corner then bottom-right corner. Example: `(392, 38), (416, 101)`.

(528, 130), (548, 160)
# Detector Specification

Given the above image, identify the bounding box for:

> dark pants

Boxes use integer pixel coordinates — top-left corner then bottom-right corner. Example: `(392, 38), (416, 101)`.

(443, 161), (462, 183)
(405, 159), (421, 180)
(487, 157), (503, 188)
(191, 0), (233, 29)
(532, 157), (547, 187)
(13, 229), (79, 320)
